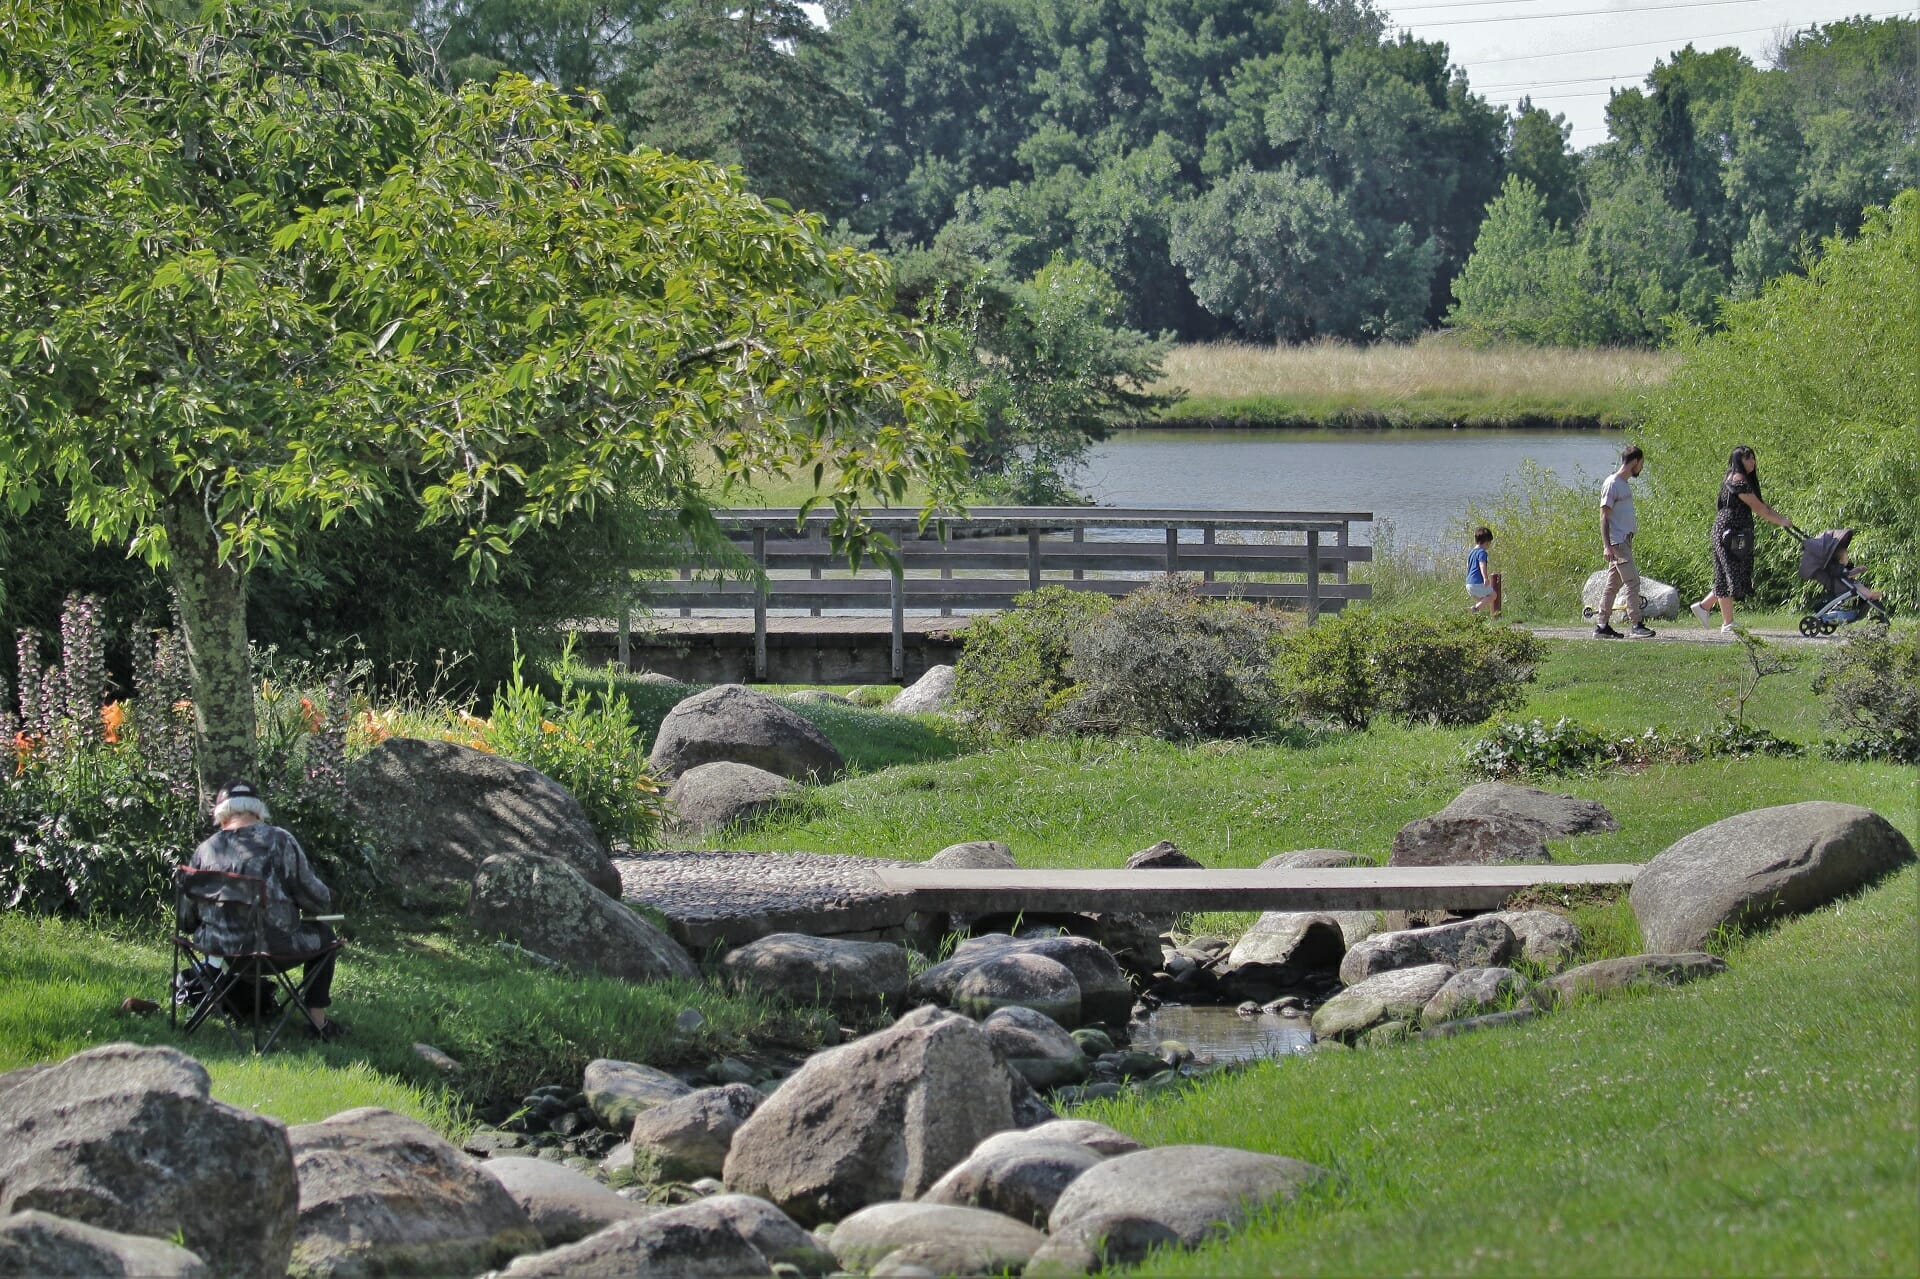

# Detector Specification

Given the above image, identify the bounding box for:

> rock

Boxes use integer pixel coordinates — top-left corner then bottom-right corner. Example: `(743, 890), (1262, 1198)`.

(827, 1202), (1047, 1274)
(722, 1006), (1022, 1226)
(1125, 840), (1200, 870)
(675, 1194), (836, 1275)
(1338, 917), (1516, 985)
(288, 1107), (540, 1279)
(1069, 1029), (1116, 1059)
(633, 671), (688, 685)
(1311, 964), (1457, 1040)
(674, 1007), (705, 1034)
(1006, 935), (1134, 1025)
(648, 684), (844, 782)
(889, 665), (957, 715)
(628, 1085), (763, 1182)
(1220, 914), (1346, 983)
(0, 1043), (296, 1279)
(1077, 913), (1169, 978)
(1582, 569), (1681, 620)
(469, 851), (698, 983)
(955, 953), (1082, 1027)
(497, 1202), (775, 1278)
(927, 840), (1016, 870)
(0, 1210), (208, 1278)
(413, 1043), (462, 1075)
(922, 1136), (1103, 1227)
(1046, 1145), (1327, 1263)
(1388, 813), (1552, 867)
(1360, 1020), (1411, 1047)
(785, 689), (853, 705)
(1020, 1119), (1145, 1158)
(1421, 967), (1529, 1023)
(1535, 953), (1728, 1006)
(1485, 910), (1583, 971)
(1438, 783), (1619, 838)
(721, 933), (909, 1019)
(1260, 848), (1372, 870)
(982, 1007), (1089, 1089)
(347, 736), (621, 898)
(480, 1158), (656, 1246)
(583, 1061), (696, 1130)
(1629, 803), (1915, 953)
(668, 762), (797, 835)
(1418, 1008), (1540, 1040)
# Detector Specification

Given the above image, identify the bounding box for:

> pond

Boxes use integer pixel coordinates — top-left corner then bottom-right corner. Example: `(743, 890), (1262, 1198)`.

(1131, 1002), (1316, 1064)
(1082, 428), (1622, 554)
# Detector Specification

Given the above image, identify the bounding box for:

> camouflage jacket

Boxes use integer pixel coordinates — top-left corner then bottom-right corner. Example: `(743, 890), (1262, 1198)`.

(177, 822), (332, 958)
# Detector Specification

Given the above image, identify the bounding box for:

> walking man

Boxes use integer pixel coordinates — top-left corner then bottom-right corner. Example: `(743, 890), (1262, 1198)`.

(1596, 444), (1656, 639)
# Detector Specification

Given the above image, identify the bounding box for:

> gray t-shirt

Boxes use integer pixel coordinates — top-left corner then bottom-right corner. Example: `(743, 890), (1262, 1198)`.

(1601, 473), (1637, 541)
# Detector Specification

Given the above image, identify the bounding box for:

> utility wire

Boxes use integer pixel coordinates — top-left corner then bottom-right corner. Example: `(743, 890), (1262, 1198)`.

(1398, 0), (1760, 27)
(1442, 11), (1915, 65)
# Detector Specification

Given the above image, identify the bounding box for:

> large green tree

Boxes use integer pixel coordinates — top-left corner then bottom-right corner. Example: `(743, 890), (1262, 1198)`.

(0, 0), (969, 786)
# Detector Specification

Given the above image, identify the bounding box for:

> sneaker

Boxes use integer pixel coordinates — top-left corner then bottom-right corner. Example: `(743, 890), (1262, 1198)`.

(1690, 602), (1713, 627)
(1593, 624), (1624, 639)
(1629, 624), (1657, 639)
(305, 1018), (347, 1043)
(1721, 623), (1738, 634)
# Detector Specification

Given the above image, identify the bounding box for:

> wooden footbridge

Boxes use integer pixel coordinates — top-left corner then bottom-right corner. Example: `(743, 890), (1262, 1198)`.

(577, 506), (1373, 683)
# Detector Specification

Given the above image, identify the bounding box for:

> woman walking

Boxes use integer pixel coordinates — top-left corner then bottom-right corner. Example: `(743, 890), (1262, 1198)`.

(1692, 445), (1791, 631)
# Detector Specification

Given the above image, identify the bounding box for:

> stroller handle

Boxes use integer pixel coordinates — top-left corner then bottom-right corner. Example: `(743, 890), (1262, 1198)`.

(1785, 524), (1813, 543)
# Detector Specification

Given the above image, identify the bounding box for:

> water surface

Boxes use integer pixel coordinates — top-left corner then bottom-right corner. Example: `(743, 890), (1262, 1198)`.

(1132, 1003), (1315, 1063)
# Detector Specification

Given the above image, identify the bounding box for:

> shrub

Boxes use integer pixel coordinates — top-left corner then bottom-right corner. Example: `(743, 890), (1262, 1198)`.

(1270, 606), (1379, 729)
(1466, 715), (1801, 778)
(951, 587), (1114, 738)
(1056, 578), (1291, 739)
(1815, 626), (1920, 763)
(1274, 608), (1541, 731)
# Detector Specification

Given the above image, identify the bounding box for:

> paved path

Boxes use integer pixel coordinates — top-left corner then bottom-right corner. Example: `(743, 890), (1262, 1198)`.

(1528, 625), (1824, 646)
(617, 851), (1641, 948)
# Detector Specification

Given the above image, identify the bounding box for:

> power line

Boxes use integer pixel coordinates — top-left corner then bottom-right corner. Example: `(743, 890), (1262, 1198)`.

(1400, 0), (1763, 30)
(1444, 11), (1915, 65)
(1391, 0), (1736, 12)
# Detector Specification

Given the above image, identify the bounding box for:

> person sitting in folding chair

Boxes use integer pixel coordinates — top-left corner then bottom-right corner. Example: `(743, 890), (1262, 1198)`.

(175, 779), (345, 1043)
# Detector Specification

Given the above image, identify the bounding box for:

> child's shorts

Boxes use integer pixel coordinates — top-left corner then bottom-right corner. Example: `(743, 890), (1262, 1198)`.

(1467, 582), (1494, 599)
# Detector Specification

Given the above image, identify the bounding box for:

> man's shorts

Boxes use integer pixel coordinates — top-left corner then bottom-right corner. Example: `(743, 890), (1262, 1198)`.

(1466, 582), (1494, 599)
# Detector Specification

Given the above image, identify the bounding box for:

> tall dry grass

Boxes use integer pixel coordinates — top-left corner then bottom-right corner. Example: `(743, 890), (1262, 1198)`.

(1155, 336), (1678, 426)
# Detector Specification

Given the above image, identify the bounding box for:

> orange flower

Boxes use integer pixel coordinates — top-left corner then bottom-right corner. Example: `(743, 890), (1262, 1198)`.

(100, 701), (127, 745)
(12, 731), (39, 775)
(299, 697), (324, 733)
(540, 720), (560, 735)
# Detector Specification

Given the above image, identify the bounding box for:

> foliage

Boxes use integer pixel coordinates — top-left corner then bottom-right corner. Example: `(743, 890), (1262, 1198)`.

(1815, 626), (1920, 764)
(1273, 609), (1540, 732)
(1056, 579), (1290, 740)
(1638, 191), (1920, 610)
(1465, 715), (1800, 779)
(950, 587), (1113, 739)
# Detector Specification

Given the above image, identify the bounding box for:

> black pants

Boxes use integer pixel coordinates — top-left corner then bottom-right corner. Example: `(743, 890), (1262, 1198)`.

(276, 947), (337, 1008)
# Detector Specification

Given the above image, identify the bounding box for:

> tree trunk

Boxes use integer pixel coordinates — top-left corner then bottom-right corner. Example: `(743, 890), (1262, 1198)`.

(164, 499), (257, 798)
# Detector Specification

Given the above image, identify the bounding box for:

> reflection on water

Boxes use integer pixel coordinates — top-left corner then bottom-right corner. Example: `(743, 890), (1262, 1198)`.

(1083, 428), (1620, 554)
(1133, 1004), (1315, 1063)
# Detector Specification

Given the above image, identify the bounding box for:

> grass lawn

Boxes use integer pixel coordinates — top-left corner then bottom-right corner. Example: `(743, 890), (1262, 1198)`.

(1150, 338), (1677, 430)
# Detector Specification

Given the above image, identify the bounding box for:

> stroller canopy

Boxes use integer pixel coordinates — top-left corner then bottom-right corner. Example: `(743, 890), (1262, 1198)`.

(1800, 529), (1854, 587)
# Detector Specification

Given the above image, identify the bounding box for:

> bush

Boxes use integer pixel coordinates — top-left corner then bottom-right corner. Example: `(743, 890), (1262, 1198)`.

(1466, 715), (1801, 778)
(1055, 579), (1291, 739)
(1815, 626), (1920, 763)
(951, 587), (1114, 738)
(1273, 608), (1542, 731)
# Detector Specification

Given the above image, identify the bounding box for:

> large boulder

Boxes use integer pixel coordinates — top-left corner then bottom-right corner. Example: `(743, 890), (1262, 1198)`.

(0, 1210), (208, 1278)
(1255, 852), (1380, 948)
(922, 1133), (1104, 1227)
(1582, 569), (1682, 621)
(648, 685), (844, 782)
(1421, 967), (1530, 1023)
(0, 1044), (296, 1279)
(927, 840), (1016, 870)
(1629, 803), (1915, 953)
(1338, 917), (1517, 986)
(667, 762), (796, 835)
(890, 665), (957, 715)
(675, 1195), (836, 1275)
(469, 851), (697, 983)
(1311, 964), (1457, 1041)
(981, 1007), (1089, 1089)
(827, 1202), (1047, 1274)
(1045, 1146), (1327, 1267)
(479, 1159), (655, 1247)
(955, 953), (1082, 1027)
(1485, 910), (1583, 971)
(498, 1202), (774, 1278)
(348, 736), (620, 898)
(1220, 914), (1347, 984)
(720, 933), (909, 1019)
(1535, 953), (1727, 1006)
(1438, 783), (1619, 838)
(911, 933), (1131, 1027)
(582, 1060), (695, 1130)
(1020, 1119), (1146, 1159)
(722, 1006), (1022, 1225)
(288, 1107), (541, 1279)
(1388, 814), (1551, 867)
(628, 1085), (763, 1182)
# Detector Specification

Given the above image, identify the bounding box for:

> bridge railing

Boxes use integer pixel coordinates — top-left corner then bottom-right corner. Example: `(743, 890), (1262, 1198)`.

(643, 507), (1371, 680)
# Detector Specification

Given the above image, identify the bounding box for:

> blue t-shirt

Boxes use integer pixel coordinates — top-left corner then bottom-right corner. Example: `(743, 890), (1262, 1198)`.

(1466, 546), (1489, 585)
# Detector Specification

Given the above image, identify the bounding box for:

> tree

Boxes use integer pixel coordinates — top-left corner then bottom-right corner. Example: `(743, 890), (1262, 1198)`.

(1506, 100), (1582, 228)
(1446, 177), (1595, 346)
(0, 0), (970, 788)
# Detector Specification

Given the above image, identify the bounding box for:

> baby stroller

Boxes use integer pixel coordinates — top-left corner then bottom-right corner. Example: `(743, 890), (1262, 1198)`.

(1791, 526), (1894, 637)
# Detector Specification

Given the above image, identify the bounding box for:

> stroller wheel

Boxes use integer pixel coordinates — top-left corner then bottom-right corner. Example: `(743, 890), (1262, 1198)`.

(1819, 621), (1839, 636)
(1798, 616), (1823, 638)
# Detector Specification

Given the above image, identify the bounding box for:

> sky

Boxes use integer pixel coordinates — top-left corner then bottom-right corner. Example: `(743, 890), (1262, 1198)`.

(1383, 0), (1919, 149)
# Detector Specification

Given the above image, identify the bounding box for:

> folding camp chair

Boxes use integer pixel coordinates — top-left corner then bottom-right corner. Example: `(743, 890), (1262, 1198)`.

(170, 865), (344, 1053)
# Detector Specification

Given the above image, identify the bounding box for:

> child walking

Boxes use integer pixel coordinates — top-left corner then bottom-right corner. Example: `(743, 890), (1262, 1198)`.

(1466, 526), (1497, 615)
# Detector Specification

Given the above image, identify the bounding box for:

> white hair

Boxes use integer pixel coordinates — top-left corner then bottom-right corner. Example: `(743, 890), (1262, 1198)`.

(213, 795), (270, 825)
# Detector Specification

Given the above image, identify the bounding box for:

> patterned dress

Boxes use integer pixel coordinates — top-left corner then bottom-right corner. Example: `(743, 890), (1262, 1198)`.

(1711, 473), (1757, 600)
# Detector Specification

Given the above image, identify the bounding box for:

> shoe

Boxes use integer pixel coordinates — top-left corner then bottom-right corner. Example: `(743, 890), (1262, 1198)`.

(1690, 602), (1712, 627)
(1593, 624), (1624, 639)
(1629, 624), (1657, 639)
(305, 1018), (347, 1042)
(1720, 623), (1738, 634)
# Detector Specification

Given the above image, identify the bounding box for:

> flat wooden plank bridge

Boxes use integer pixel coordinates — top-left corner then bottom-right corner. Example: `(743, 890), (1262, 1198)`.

(578, 506), (1374, 684)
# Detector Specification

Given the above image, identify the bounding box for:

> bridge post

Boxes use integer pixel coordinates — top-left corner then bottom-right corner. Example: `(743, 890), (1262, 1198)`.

(1202, 525), (1215, 583)
(1306, 530), (1321, 622)
(1165, 525), (1179, 575)
(1071, 526), (1084, 582)
(678, 564), (692, 618)
(1027, 530), (1042, 590)
(752, 528), (768, 681)
(890, 567), (905, 682)
(810, 564), (822, 617)
(1335, 521), (1349, 585)
(616, 596), (631, 671)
